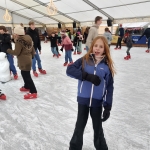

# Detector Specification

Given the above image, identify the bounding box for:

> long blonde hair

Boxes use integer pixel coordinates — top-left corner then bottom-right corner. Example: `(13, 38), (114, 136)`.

(82, 36), (116, 76)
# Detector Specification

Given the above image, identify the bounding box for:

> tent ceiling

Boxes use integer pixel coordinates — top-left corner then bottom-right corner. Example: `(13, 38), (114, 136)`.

(0, 0), (150, 24)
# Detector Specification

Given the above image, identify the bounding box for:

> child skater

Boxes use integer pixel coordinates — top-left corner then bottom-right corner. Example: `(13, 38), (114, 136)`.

(60, 30), (73, 66)
(7, 25), (37, 99)
(0, 89), (6, 100)
(103, 27), (112, 47)
(47, 32), (59, 58)
(67, 36), (115, 150)
(124, 31), (133, 60)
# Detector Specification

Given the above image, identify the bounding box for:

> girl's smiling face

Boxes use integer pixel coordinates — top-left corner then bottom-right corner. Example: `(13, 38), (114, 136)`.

(92, 39), (105, 57)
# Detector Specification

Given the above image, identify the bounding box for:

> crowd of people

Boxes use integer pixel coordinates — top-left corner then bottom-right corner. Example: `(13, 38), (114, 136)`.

(0, 15), (149, 150)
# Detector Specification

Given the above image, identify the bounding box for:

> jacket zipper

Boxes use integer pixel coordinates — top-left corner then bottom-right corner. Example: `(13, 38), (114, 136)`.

(80, 82), (83, 93)
(103, 80), (106, 97)
(89, 54), (104, 107)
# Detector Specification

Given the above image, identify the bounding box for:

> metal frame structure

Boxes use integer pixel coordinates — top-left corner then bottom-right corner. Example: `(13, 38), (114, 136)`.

(0, 0), (150, 25)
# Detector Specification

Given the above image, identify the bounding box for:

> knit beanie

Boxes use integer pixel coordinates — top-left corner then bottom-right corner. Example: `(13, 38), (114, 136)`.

(14, 25), (25, 35)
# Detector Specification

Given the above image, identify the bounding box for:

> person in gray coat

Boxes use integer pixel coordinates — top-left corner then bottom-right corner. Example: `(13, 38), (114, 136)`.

(103, 27), (112, 47)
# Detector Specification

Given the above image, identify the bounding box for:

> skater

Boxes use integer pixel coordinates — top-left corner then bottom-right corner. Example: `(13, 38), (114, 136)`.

(83, 27), (90, 44)
(73, 32), (83, 55)
(0, 89), (6, 100)
(67, 36), (115, 150)
(124, 31), (133, 60)
(26, 21), (46, 77)
(114, 24), (124, 50)
(139, 25), (150, 53)
(7, 25), (37, 99)
(43, 30), (48, 43)
(47, 32), (59, 58)
(60, 30), (73, 66)
(86, 16), (102, 52)
(57, 31), (62, 46)
(103, 27), (112, 47)
(0, 26), (18, 80)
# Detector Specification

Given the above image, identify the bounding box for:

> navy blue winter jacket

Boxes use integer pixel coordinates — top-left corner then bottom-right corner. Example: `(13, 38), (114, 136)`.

(119, 28), (125, 37)
(66, 57), (114, 110)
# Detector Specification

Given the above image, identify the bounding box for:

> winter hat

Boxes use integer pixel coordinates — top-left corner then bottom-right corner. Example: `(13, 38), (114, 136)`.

(14, 25), (25, 35)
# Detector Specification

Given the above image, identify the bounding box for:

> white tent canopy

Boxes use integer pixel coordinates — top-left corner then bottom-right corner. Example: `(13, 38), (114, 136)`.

(0, 0), (150, 25)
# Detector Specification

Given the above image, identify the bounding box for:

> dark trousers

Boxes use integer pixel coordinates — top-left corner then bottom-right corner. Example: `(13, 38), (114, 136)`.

(21, 71), (37, 93)
(69, 104), (108, 150)
(126, 47), (131, 55)
(116, 37), (123, 48)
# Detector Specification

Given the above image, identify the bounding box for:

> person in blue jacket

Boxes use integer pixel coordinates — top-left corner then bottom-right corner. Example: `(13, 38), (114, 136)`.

(114, 24), (124, 50)
(67, 36), (115, 150)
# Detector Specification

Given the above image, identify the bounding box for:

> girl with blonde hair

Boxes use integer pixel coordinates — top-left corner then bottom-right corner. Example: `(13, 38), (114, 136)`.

(67, 36), (115, 150)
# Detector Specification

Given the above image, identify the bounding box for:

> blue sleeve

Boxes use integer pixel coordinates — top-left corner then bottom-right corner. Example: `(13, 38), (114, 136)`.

(103, 72), (114, 110)
(66, 58), (83, 80)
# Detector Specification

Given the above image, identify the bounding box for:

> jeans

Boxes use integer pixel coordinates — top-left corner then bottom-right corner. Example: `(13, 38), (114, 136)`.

(32, 50), (42, 71)
(86, 46), (89, 52)
(21, 71), (37, 93)
(116, 37), (123, 48)
(51, 47), (58, 56)
(126, 47), (131, 55)
(77, 41), (82, 53)
(7, 54), (17, 75)
(65, 50), (73, 63)
(69, 104), (108, 150)
(148, 37), (150, 49)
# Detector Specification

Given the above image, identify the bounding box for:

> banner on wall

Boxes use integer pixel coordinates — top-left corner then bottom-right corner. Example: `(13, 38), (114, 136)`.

(132, 35), (146, 44)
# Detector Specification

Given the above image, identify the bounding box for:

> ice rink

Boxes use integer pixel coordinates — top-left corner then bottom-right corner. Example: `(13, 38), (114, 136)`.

(0, 42), (150, 150)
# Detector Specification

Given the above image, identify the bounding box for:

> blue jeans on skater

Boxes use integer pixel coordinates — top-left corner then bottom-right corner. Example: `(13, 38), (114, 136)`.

(65, 50), (72, 63)
(86, 46), (89, 52)
(7, 54), (17, 75)
(32, 50), (42, 71)
(51, 47), (58, 56)
(148, 37), (150, 49)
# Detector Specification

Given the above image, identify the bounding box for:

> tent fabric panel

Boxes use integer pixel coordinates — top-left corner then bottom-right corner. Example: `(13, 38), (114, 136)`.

(67, 10), (107, 22)
(54, 0), (93, 13)
(15, 0), (39, 7)
(16, 9), (44, 18)
(52, 15), (73, 22)
(127, 2), (150, 17)
(0, 0), (25, 11)
(102, 6), (135, 19)
(35, 17), (58, 24)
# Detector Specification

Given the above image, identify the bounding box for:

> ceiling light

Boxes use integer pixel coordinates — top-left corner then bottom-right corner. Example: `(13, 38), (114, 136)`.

(47, 0), (57, 16)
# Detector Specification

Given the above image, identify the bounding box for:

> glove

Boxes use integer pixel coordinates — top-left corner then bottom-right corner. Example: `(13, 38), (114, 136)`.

(102, 109), (110, 122)
(71, 48), (74, 51)
(60, 48), (63, 52)
(82, 71), (101, 86)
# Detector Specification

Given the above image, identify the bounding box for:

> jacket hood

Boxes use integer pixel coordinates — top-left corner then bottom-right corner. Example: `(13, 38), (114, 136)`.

(17, 35), (33, 50)
(92, 24), (99, 29)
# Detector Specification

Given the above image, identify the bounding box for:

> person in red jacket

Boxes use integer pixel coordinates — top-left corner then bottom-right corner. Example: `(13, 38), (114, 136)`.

(60, 30), (73, 66)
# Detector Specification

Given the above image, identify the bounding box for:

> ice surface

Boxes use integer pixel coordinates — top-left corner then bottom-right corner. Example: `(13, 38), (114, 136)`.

(0, 42), (150, 150)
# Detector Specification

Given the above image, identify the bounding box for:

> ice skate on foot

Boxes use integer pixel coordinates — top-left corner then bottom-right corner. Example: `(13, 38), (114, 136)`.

(0, 90), (6, 100)
(24, 93), (37, 99)
(63, 62), (68, 66)
(39, 69), (46, 74)
(33, 71), (38, 77)
(20, 86), (30, 92)
(14, 73), (18, 80)
(68, 61), (73, 66)
(145, 50), (150, 53)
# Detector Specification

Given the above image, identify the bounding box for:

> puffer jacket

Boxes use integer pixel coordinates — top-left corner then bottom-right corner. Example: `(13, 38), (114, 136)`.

(7, 35), (35, 71)
(66, 56), (114, 109)
(0, 33), (12, 53)
(61, 35), (73, 50)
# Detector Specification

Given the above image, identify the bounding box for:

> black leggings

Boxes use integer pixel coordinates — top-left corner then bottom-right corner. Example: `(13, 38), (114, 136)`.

(116, 37), (123, 48)
(21, 71), (37, 93)
(69, 104), (108, 150)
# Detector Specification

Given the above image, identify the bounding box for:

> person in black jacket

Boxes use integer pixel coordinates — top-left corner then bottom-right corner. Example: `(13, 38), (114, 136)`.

(47, 32), (59, 58)
(0, 26), (18, 80)
(114, 24), (125, 50)
(26, 21), (46, 77)
(139, 25), (150, 53)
